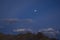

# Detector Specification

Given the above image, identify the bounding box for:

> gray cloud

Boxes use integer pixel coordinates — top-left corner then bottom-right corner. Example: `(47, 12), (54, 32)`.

(0, 26), (4, 28)
(0, 18), (33, 24)
(13, 28), (32, 32)
(38, 28), (60, 34)
(38, 28), (60, 38)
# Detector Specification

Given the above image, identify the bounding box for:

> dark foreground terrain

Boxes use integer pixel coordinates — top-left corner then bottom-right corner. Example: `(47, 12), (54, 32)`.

(0, 32), (57, 40)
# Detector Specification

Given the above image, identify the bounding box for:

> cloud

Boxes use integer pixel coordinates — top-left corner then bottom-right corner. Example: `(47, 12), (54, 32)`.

(38, 28), (60, 38)
(0, 26), (4, 28)
(38, 28), (60, 34)
(0, 18), (33, 24)
(13, 28), (25, 32)
(25, 19), (32, 23)
(13, 28), (32, 32)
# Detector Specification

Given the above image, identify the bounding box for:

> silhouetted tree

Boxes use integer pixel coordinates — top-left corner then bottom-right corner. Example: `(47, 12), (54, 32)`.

(0, 32), (57, 40)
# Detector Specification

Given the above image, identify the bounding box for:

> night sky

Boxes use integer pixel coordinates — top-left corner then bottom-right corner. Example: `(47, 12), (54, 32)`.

(0, 0), (60, 34)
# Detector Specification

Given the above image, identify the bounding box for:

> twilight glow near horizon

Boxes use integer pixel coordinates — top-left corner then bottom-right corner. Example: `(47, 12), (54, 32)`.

(0, 0), (60, 34)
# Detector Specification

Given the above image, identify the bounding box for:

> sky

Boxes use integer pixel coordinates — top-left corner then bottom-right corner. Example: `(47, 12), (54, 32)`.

(0, 0), (60, 34)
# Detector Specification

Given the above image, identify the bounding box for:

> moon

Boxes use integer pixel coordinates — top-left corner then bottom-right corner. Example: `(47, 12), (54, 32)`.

(34, 9), (37, 13)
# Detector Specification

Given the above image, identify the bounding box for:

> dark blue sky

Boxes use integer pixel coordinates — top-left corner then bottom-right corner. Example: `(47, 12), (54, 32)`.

(0, 0), (60, 34)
